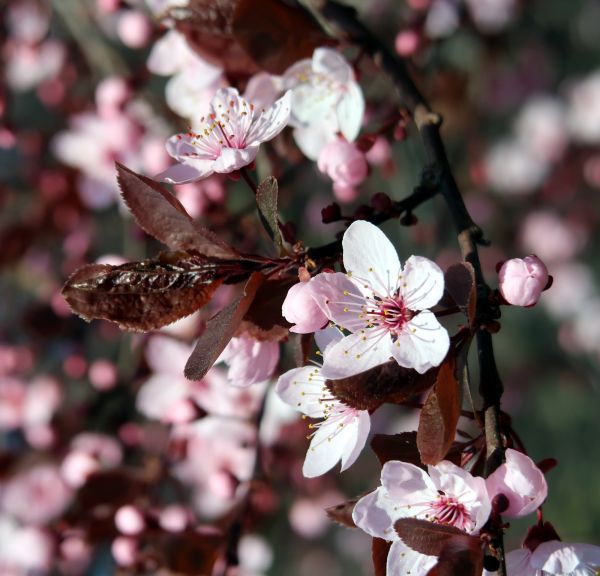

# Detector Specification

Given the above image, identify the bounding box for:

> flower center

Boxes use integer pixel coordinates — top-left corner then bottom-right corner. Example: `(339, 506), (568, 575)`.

(374, 296), (409, 335)
(425, 494), (473, 532)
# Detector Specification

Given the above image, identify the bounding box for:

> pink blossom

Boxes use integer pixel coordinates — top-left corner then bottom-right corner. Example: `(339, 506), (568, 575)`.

(158, 87), (292, 183)
(158, 505), (189, 532)
(6, 0), (50, 43)
(353, 460), (491, 575)
(486, 448), (548, 517)
(117, 10), (153, 49)
(237, 534), (274, 575)
(464, 0), (517, 33)
(281, 280), (329, 334)
(111, 536), (138, 567)
(0, 377), (26, 429)
(115, 505), (146, 535)
(499, 256), (549, 307)
(3, 39), (65, 92)
(395, 30), (421, 57)
(0, 517), (53, 573)
(95, 76), (131, 117)
(317, 139), (368, 201)
(567, 70), (600, 144)
(283, 47), (365, 160)
(1, 464), (72, 525)
(310, 221), (449, 378)
(217, 336), (279, 387)
(505, 541), (600, 576)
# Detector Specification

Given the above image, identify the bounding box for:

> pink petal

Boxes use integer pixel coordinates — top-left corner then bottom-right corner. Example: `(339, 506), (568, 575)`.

(275, 366), (328, 418)
(281, 281), (328, 334)
(387, 540), (437, 576)
(212, 145), (259, 174)
(245, 90), (292, 144)
(156, 162), (211, 184)
(381, 461), (436, 503)
(352, 487), (398, 540)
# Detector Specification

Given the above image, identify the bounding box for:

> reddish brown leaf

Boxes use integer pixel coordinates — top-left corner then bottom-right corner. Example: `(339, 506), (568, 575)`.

(184, 272), (263, 380)
(327, 361), (438, 411)
(116, 163), (239, 259)
(427, 534), (484, 576)
(444, 263), (476, 325)
(394, 518), (476, 556)
(417, 356), (461, 465)
(371, 432), (422, 468)
(62, 253), (226, 332)
(372, 538), (392, 576)
(231, 0), (330, 74)
(325, 498), (358, 528)
(241, 276), (295, 339)
(256, 176), (283, 251)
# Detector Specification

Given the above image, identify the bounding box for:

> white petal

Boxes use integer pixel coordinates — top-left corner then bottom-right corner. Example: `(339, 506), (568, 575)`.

(212, 145), (259, 174)
(314, 326), (344, 354)
(340, 410), (370, 470)
(292, 122), (336, 160)
(136, 375), (188, 421)
(309, 272), (369, 332)
(290, 82), (338, 127)
(352, 488), (398, 540)
(533, 541), (597, 573)
(146, 30), (187, 76)
(145, 335), (191, 374)
(342, 221), (402, 298)
(337, 82), (364, 142)
(243, 72), (283, 109)
(391, 311), (449, 374)
(319, 330), (394, 380)
(275, 366), (328, 418)
(401, 255), (445, 311)
(312, 48), (353, 84)
(387, 540), (437, 576)
(506, 549), (537, 576)
(155, 162), (211, 184)
(245, 90), (292, 144)
(381, 460), (437, 504)
(302, 414), (360, 477)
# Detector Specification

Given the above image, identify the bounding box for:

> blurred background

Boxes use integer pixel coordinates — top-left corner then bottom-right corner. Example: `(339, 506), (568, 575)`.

(1, 0), (599, 574)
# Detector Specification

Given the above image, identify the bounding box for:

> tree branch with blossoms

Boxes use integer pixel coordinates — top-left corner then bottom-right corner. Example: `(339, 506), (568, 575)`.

(49, 1), (599, 575)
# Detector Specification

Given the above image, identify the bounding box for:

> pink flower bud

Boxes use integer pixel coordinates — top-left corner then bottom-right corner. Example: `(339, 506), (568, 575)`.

(498, 255), (549, 307)
(317, 139), (368, 202)
(282, 281), (328, 334)
(115, 505), (146, 535)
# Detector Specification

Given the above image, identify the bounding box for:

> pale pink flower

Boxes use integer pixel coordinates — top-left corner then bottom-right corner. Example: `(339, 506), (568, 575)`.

(425, 0), (460, 39)
(147, 29), (224, 122)
(353, 460), (491, 576)
(395, 30), (421, 57)
(464, 0), (517, 33)
(276, 363), (370, 478)
(317, 139), (368, 201)
(310, 221), (449, 378)
(498, 256), (549, 307)
(237, 534), (274, 575)
(158, 505), (189, 532)
(111, 536), (138, 567)
(95, 76), (131, 117)
(567, 70), (600, 144)
(3, 39), (65, 92)
(283, 47), (364, 160)
(115, 505), (146, 535)
(289, 492), (343, 538)
(158, 87), (292, 183)
(1, 464), (72, 525)
(0, 517), (53, 574)
(116, 10), (152, 49)
(217, 336), (279, 387)
(0, 377), (26, 429)
(485, 448), (547, 517)
(281, 280), (329, 334)
(505, 541), (600, 576)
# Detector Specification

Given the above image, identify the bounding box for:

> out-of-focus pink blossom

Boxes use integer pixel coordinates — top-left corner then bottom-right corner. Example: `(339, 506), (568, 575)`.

(61, 450), (100, 488)
(117, 10), (153, 49)
(1, 464), (72, 525)
(238, 534), (274, 575)
(174, 175), (226, 218)
(283, 47), (365, 160)
(111, 536), (138, 567)
(147, 29), (224, 122)
(115, 505), (146, 535)
(7, 0), (50, 43)
(498, 256), (549, 307)
(520, 211), (585, 263)
(0, 517), (53, 574)
(0, 377), (26, 429)
(485, 448), (548, 517)
(71, 432), (123, 467)
(395, 30), (421, 57)
(59, 535), (92, 573)
(217, 336), (279, 387)
(3, 40), (65, 92)
(159, 505), (189, 532)
(425, 0), (460, 39)
(289, 492), (342, 538)
(567, 70), (600, 144)
(465, 0), (518, 33)
(365, 136), (392, 167)
(96, 76), (131, 117)
(317, 139), (368, 202)
(89, 359), (118, 391)
(282, 280), (328, 334)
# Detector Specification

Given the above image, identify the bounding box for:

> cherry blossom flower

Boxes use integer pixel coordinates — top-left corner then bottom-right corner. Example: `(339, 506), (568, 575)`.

(310, 220), (449, 378)
(276, 328), (370, 477)
(485, 448), (548, 517)
(317, 139), (368, 202)
(498, 256), (549, 307)
(505, 541), (600, 576)
(567, 70), (600, 144)
(283, 47), (365, 160)
(157, 87), (292, 183)
(353, 459), (491, 576)
(0, 517), (53, 574)
(217, 336), (279, 387)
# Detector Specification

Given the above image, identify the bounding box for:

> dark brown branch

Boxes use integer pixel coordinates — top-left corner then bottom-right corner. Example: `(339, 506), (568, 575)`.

(320, 2), (506, 573)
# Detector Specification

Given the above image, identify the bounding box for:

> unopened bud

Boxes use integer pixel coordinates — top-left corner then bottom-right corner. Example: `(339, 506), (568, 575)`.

(498, 256), (549, 307)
